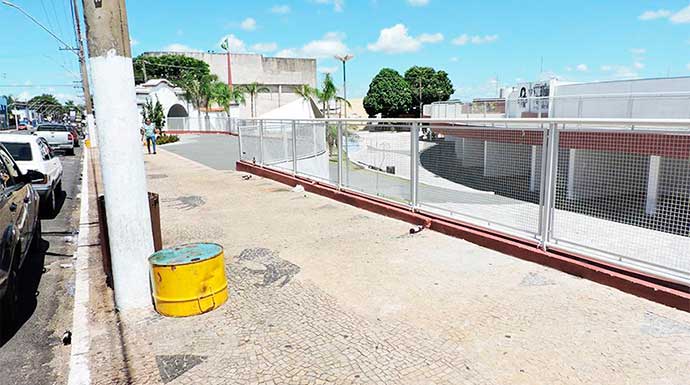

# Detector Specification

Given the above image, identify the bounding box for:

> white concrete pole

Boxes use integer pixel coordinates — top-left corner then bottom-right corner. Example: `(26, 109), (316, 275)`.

(529, 145), (538, 192)
(82, 0), (154, 310)
(646, 155), (661, 216)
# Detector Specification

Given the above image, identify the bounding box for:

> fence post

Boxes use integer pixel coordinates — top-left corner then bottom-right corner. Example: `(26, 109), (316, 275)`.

(282, 121), (289, 161)
(337, 121), (343, 190)
(237, 120), (243, 160)
(539, 122), (559, 250)
(410, 122), (420, 209)
(258, 120), (264, 165)
(292, 120), (297, 175)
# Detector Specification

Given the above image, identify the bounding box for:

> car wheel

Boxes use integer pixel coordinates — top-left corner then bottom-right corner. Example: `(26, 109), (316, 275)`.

(55, 181), (63, 194)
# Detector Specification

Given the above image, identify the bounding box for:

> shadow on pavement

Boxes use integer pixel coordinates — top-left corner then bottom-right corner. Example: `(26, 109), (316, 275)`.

(0, 237), (50, 347)
(40, 189), (68, 221)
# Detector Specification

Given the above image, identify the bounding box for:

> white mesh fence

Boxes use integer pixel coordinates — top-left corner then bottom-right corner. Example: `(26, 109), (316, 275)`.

(237, 117), (690, 285)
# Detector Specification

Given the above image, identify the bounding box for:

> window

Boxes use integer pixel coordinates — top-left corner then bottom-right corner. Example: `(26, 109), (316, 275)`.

(1, 142), (33, 161)
(0, 148), (19, 190)
(38, 140), (51, 160)
(37, 125), (68, 132)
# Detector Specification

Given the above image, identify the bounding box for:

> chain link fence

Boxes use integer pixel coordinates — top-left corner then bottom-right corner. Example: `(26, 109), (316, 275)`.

(237, 117), (690, 286)
(167, 116), (237, 134)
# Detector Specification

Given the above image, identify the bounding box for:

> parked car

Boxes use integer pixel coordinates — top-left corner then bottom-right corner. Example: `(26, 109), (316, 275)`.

(35, 124), (75, 155)
(0, 143), (42, 340)
(17, 120), (32, 131)
(0, 134), (63, 214)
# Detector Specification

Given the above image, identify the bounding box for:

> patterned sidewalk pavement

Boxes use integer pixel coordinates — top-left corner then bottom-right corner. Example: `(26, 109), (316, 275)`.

(111, 148), (690, 385)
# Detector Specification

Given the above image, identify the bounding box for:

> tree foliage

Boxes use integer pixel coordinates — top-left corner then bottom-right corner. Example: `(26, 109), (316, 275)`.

(133, 54), (211, 85)
(180, 73), (218, 117)
(28, 94), (62, 115)
(241, 82), (270, 117)
(363, 68), (412, 118)
(142, 97), (166, 130)
(403, 66), (454, 114)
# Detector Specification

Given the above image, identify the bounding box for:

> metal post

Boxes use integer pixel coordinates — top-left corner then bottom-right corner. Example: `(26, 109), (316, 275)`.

(483, 102), (487, 117)
(539, 123), (559, 250)
(410, 122), (420, 208)
(237, 120), (243, 160)
(258, 120), (264, 165)
(337, 121), (343, 189)
(291, 120), (297, 175)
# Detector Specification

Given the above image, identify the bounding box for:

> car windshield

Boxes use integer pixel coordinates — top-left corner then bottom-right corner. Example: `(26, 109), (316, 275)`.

(37, 125), (68, 132)
(1, 142), (33, 161)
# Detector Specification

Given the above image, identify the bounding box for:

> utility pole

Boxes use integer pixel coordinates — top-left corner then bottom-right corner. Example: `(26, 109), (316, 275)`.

(70, 0), (95, 145)
(81, 0), (154, 310)
(334, 54), (353, 118)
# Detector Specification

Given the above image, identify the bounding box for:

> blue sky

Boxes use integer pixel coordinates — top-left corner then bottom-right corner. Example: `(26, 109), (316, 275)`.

(2, 0), (690, 104)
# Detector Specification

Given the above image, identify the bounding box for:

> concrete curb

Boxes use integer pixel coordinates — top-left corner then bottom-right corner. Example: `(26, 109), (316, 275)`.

(237, 160), (690, 312)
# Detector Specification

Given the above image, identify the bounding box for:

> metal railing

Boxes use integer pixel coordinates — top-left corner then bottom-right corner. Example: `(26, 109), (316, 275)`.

(236, 117), (690, 287)
(167, 116), (238, 134)
(429, 92), (690, 120)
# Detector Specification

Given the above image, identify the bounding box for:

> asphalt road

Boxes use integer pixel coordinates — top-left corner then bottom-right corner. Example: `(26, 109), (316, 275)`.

(161, 134), (239, 170)
(0, 145), (83, 385)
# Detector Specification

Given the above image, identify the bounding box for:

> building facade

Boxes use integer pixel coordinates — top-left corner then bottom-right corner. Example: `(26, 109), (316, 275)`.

(142, 52), (317, 118)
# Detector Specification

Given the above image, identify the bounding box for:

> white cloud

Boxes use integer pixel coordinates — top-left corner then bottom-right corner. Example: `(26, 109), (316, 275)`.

(314, 0), (344, 12)
(251, 42), (278, 53)
(452, 33), (498, 45)
(276, 32), (348, 58)
(301, 32), (348, 58)
(318, 66), (338, 74)
(670, 5), (690, 23)
(633, 61), (645, 69)
(601, 64), (638, 78)
(687, 63), (690, 70)
(407, 0), (429, 6)
(368, 24), (420, 53)
(418, 33), (444, 43)
(270, 4), (291, 14)
(217, 34), (247, 52)
(639, 9), (672, 20)
(450, 57), (459, 62)
(130, 38), (139, 46)
(240, 17), (257, 31)
(275, 48), (298, 58)
(630, 48), (646, 55)
(367, 24), (443, 53)
(638, 6), (690, 23)
(164, 43), (200, 52)
(576, 64), (588, 72)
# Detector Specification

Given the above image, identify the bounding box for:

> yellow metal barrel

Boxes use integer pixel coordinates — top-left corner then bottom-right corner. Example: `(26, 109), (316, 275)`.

(149, 243), (228, 317)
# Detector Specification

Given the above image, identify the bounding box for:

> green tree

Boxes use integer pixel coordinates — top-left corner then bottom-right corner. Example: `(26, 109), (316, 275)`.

(241, 82), (270, 117)
(294, 84), (316, 101)
(28, 94), (62, 117)
(210, 82), (246, 113)
(363, 68), (412, 118)
(403, 66), (454, 115)
(141, 98), (165, 130)
(132, 54), (211, 85)
(180, 72), (217, 119)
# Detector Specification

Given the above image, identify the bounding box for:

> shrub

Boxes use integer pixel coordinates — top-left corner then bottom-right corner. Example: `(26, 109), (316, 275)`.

(156, 134), (179, 145)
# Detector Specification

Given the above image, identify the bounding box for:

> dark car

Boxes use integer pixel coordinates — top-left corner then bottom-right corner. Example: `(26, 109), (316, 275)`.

(0, 144), (43, 341)
(68, 126), (80, 147)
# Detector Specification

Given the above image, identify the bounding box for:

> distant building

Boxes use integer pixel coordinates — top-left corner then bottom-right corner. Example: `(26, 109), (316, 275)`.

(141, 52), (317, 118)
(0, 96), (7, 128)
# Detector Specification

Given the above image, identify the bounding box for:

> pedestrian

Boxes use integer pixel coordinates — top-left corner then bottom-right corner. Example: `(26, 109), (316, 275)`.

(142, 118), (158, 154)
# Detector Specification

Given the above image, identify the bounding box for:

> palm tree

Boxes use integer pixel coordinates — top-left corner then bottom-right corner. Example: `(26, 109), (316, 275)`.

(241, 82), (270, 117)
(181, 73), (217, 129)
(294, 84), (316, 101)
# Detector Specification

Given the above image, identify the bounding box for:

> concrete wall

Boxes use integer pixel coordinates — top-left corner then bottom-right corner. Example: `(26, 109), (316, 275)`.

(484, 142), (532, 178)
(570, 150), (648, 200)
(144, 52), (317, 118)
(552, 77), (690, 119)
(462, 138), (484, 168)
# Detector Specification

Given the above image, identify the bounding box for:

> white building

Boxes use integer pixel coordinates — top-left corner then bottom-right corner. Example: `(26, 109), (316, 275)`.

(141, 52), (317, 118)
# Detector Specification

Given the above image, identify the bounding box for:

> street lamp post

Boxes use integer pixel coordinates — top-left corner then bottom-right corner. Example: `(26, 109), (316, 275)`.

(334, 54), (354, 118)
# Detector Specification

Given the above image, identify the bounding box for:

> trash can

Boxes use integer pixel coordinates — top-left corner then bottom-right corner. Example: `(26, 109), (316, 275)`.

(149, 243), (228, 317)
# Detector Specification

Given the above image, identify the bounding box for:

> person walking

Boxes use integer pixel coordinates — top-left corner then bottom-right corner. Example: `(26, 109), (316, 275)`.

(142, 118), (158, 154)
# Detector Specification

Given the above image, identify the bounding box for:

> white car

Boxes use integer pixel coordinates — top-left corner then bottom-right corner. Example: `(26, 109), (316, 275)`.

(0, 134), (63, 213)
(35, 124), (75, 155)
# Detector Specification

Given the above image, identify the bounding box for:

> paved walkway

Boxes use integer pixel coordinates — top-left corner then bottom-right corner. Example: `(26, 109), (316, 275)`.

(110, 147), (690, 384)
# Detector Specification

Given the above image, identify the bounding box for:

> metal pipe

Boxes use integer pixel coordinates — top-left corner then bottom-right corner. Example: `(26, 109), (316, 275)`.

(337, 121), (343, 190)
